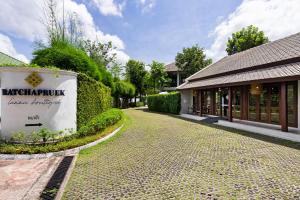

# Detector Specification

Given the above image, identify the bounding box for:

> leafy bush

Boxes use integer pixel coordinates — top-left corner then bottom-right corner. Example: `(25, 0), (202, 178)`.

(77, 73), (112, 129)
(10, 129), (65, 144)
(31, 41), (113, 87)
(114, 81), (136, 99)
(32, 42), (100, 79)
(11, 132), (26, 143)
(128, 102), (144, 107)
(113, 80), (136, 108)
(147, 92), (181, 114)
(136, 102), (145, 107)
(78, 108), (123, 137)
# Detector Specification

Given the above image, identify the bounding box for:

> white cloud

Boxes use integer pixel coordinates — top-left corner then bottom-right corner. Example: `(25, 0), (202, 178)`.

(111, 49), (130, 65)
(0, 33), (29, 63)
(0, 0), (129, 61)
(206, 0), (300, 61)
(91, 0), (125, 17)
(138, 0), (156, 13)
(0, 1), (45, 41)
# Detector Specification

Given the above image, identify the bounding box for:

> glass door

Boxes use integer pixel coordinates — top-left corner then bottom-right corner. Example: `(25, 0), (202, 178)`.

(270, 86), (280, 124)
(221, 88), (229, 118)
(259, 87), (269, 122)
(232, 88), (241, 119)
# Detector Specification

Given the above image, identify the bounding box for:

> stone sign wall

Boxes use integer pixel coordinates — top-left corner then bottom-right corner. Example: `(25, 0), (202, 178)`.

(0, 67), (77, 139)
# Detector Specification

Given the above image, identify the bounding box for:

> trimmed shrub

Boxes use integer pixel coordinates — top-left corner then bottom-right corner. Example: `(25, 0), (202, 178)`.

(136, 102), (145, 107)
(31, 41), (113, 87)
(113, 80), (136, 108)
(147, 92), (181, 114)
(77, 73), (111, 129)
(78, 108), (123, 137)
(32, 42), (101, 80)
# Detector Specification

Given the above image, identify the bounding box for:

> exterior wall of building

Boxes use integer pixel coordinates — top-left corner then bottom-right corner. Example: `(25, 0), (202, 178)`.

(180, 89), (193, 114)
(298, 80), (300, 129)
(0, 67), (77, 139)
(185, 80), (299, 132)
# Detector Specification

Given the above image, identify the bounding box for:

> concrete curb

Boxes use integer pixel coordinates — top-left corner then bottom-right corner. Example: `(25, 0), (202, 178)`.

(0, 125), (124, 160)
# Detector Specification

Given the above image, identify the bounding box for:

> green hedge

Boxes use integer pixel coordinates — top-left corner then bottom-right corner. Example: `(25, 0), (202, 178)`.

(77, 73), (111, 129)
(78, 109), (123, 137)
(147, 92), (181, 114)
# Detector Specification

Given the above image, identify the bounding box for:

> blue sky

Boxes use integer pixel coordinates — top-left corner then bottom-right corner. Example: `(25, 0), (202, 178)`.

(0, 0), (300, 66)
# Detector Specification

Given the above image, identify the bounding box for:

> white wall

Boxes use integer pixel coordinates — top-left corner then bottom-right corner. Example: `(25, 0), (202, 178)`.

(180, 89), (193, 114)
(0, 67), (77, 140)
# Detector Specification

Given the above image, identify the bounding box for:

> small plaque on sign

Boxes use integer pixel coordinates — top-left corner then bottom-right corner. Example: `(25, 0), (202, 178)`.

(25, 72), (43, 88)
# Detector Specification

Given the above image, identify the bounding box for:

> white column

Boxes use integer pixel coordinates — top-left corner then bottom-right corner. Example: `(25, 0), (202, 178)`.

(177, 72), (180, 87)
(180, 90), (193, 114)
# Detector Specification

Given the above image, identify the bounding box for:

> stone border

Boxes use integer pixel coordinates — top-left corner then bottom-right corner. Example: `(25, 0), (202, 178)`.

(0, 125), (123, 160)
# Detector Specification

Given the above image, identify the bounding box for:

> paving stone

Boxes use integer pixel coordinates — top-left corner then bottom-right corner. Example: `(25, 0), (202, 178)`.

(63, 109), (300, 199)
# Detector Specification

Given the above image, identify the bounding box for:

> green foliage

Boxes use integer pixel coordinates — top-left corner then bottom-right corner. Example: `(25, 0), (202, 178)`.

(226, 25), (269, 55)
(37, 128), (53, 143)
(147, 92), (181, 114)
(125, 60), (147, 98)
(0, 109), (124, 154)
(11, 132), (26, 143)
(175, 45), (212, 77)
(37, 0), (114, 88)
(83, 40), (116, 67)
(149, 61), (168, 90)
(113, 80), (136, 108)
(78, 109), (123, 137)
(114, 81), (136, 98)
(10, 128), (65, 144)
(77, 73), (111, 129)
(136, 102), (145, 107)
(145, 88), (160, 95)
(32, 42), (100, 79)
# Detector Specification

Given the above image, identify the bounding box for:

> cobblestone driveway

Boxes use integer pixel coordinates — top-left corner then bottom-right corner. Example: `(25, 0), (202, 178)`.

(63, 109), (300, 199)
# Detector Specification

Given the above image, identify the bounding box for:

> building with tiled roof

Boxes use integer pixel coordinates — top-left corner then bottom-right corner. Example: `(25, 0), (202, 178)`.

(178, 32), (300, 132)
(163, 62), (184, 91)
(0, 52), (24, 65)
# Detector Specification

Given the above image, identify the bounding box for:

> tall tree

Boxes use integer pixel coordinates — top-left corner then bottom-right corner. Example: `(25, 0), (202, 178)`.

(175, 45), (212, 77)
(125, 60), (147, 102)
(83, 40), (117, 68)
(149, 61), (168, 91)
(226, 25), (269, 55)
(42, 0), (83, 47)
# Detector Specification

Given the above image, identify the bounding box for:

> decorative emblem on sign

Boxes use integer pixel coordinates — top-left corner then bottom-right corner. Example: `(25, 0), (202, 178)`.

(25, 72), (43, 88)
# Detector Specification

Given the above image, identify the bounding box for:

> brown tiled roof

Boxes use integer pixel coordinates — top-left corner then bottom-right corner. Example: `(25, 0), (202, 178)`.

(178, 62), (300, 90)
(165, 62), (180, 72)
(188, 32), (300, 81)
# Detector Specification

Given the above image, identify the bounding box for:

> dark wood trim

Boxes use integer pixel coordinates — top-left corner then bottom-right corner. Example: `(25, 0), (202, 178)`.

(294, 82), (298, 128)
(199, 90), (202, 116)
(211, 89), (216, 115)
(228, 87), (233, 122)
(219, 90), (222, 117)
(280, 82), (288, 132)
(188, 56), (300, 82)
(241, 85), (248, 120)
